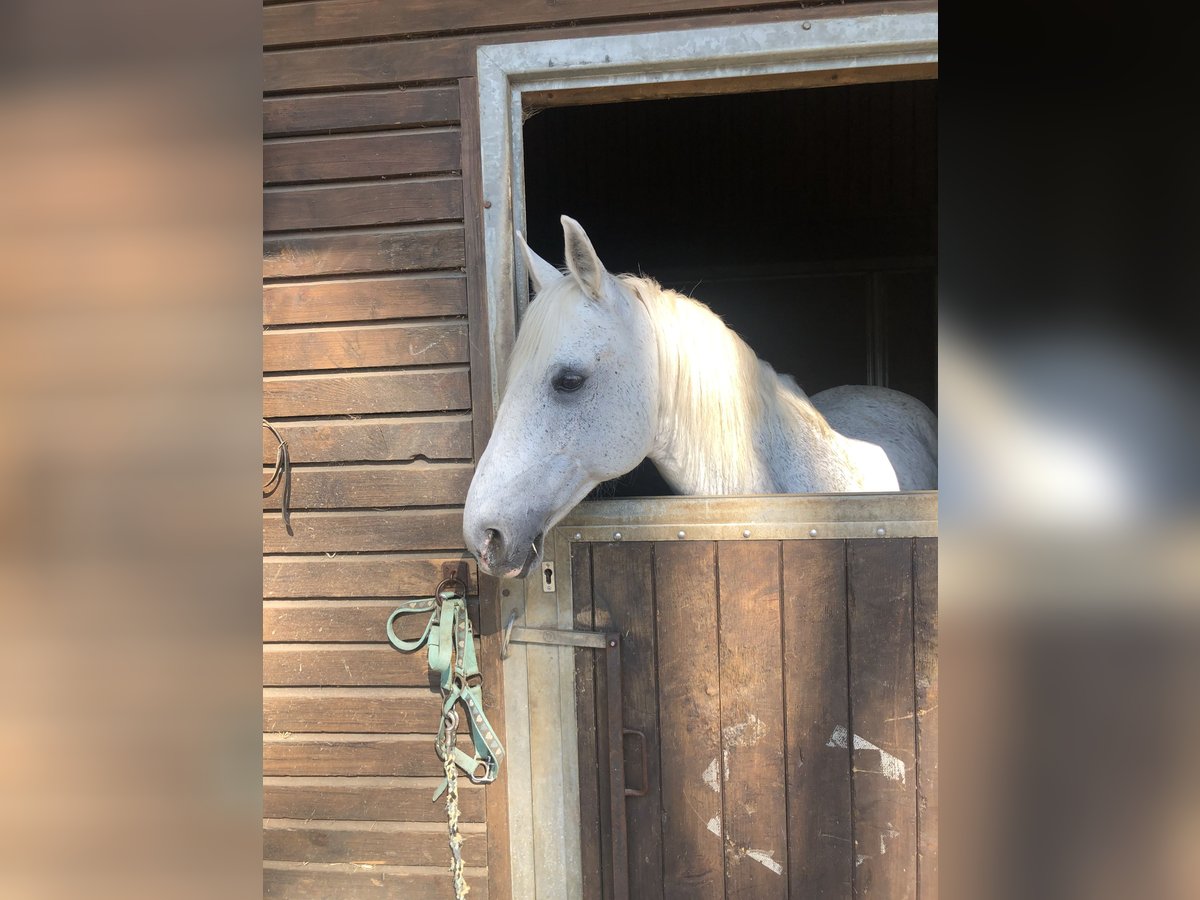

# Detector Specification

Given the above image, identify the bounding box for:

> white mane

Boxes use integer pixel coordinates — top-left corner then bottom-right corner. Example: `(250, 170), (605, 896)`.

(625, 275), (836, 493)
(506, 271), (838, 493)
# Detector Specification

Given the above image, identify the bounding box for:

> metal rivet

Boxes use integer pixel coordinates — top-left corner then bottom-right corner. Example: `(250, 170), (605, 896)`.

(573, 532), (582, 541)
(809, 528), (818, 537)
(677, 530), (686, 539)
(876, 526), (887, 536)
(802, 21), (812, 30)
(742, 529), (751, 538)
(502, 589), (510, 597)
(483, 199), (492, 208)
(613, 532), (622, 541)
(608, 639), (617, 647)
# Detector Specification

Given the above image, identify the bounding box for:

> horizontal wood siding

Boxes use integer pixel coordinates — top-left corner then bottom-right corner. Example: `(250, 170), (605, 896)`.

(264, 862), (489, 900)
(263, 3), (929, 896)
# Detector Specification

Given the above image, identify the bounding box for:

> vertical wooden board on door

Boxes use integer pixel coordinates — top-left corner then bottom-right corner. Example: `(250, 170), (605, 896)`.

(590, 542), (663, 900)
(572, 542), (605, 900)
(716, 541), (788, 899)
(913, 538), (938, 900)
(847, 539), (917, 899)
(654, 542), (724, 900)
(782, 539), (853, 899)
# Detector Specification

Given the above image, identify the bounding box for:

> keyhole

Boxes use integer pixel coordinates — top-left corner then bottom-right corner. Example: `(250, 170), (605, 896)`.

(543, 566), (553, 586)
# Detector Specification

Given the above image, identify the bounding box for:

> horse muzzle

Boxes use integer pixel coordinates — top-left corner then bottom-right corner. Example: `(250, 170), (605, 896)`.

(475, 527), (543, 579)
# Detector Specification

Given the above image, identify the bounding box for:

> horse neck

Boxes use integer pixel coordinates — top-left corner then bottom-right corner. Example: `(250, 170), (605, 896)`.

(639, 282), (839, 493)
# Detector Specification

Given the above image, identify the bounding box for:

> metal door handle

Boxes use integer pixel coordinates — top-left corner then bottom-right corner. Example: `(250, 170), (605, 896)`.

(622, 728), (649, 797)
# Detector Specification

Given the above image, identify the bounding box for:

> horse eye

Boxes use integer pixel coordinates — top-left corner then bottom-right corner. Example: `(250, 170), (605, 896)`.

(552, 371), (587, 393)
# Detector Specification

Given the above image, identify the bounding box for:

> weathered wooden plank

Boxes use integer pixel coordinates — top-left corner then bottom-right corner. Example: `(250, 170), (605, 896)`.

(264, 861), (489, 899)
(264, 599), (471, 642)
(263, 686), (449, 733)
(264, 819), (487, 866)
(571, 543), (603, 900)
(262, 462), (472, 510)
(263, 511), (467, 555)
(591, 542), (663, 900)
(782, 540), (852, 899)
(264, 321), (467, 372)
(460, 75), (495, 457)
(262, 416), (472, 464)
(264, 0), (830, 47)
(263, 554), (474, 598)
(263, 225), (464, 278)
(913, 538), (937, 900)
(264, 644), (446, 688)
(263, 776), (485, 823)
(717, 541), (787, 898)
(263, 86), (460, 136)
(263, 274), (466, 325)
(262, 368), (470, 417)
(263, 129), (460, 183)
(847, 539), (916, 899)
(264, 178), (462, 232)
(262, 4), (930, 92)
(263, 734), (478, 777)
(654, 541), (723, 900)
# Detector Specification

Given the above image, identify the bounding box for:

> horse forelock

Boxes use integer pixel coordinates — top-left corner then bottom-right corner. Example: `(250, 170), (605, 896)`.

(504, 273), (649, 394)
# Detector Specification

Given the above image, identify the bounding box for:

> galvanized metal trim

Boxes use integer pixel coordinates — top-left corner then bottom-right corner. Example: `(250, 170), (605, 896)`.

(557, 491), (937, 540)
(476, 10), (939, 418)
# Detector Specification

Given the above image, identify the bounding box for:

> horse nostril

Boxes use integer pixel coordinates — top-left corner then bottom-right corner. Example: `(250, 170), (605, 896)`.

(482, 528), (504, 562)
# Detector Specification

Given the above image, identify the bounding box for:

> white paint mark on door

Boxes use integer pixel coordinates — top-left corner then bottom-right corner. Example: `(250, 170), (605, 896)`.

(747, 848), (784, 875)
(826, 724), (907, 784)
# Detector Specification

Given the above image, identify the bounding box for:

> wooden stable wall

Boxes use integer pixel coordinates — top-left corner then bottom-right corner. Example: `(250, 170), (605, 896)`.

(262, 2), (933, 898)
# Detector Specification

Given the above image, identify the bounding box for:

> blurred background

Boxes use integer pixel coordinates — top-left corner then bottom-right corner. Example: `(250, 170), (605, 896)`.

(0, 1), (1196, 898)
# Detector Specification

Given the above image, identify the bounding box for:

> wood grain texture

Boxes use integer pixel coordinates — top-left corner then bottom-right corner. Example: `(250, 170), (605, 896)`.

(264, 599), (474, 643)
(263, 3), (933, 92)
(264, 861), (488, 899)
(261, 415), (472, 464)
(265, 777), (484, 830)
(262, 368), (470, 417)
(263, 686), (450, 733)
(782, 540), (852, 899)
(263, 85), (460, 136)
(847, 539), (916, 899)
(263, 733), (479, 776)
(263, 225), (464, 278)
(263, 510), (467, 555)
(717, 541), (788, 899)
(571, 543), (603, 900)
(591, 542), (663, 900)
(264, 643), (469, 688)
(264, 129), (460, 183)
(263, 776), (485, 823)
(264, 0), (842, 47)
(263, 274), (466, 325)
(913, 538), (937, 900)
(264, 178), (462, 231)
(654, 541), (724, 900)
(264, 818), (487, 866)
(460, 75), (496, 457)
(262, 462), (472, 510)
(262, 554), (475, 597)
(264, 320), (467, 372)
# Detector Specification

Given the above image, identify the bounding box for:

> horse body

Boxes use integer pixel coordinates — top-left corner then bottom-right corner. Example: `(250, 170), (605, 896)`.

(463, 216), (937, 577)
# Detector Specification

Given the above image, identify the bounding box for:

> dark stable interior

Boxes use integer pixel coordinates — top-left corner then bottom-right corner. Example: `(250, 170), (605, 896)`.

(522, 79), (937, 497)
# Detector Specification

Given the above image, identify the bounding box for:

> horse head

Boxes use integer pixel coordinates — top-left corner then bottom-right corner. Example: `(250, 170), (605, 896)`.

(463, 216), (659, 577)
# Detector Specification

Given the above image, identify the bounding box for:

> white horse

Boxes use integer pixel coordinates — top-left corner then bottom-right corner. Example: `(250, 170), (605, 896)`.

(464, 216), (937, 577)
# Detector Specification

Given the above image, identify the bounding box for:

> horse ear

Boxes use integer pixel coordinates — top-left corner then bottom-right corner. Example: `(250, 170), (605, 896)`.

(560, 215), (607, 300)
(516, 231), (561, 293)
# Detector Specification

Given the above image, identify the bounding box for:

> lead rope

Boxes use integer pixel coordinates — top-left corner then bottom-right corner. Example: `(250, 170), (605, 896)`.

(387, 580), (504, 900)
